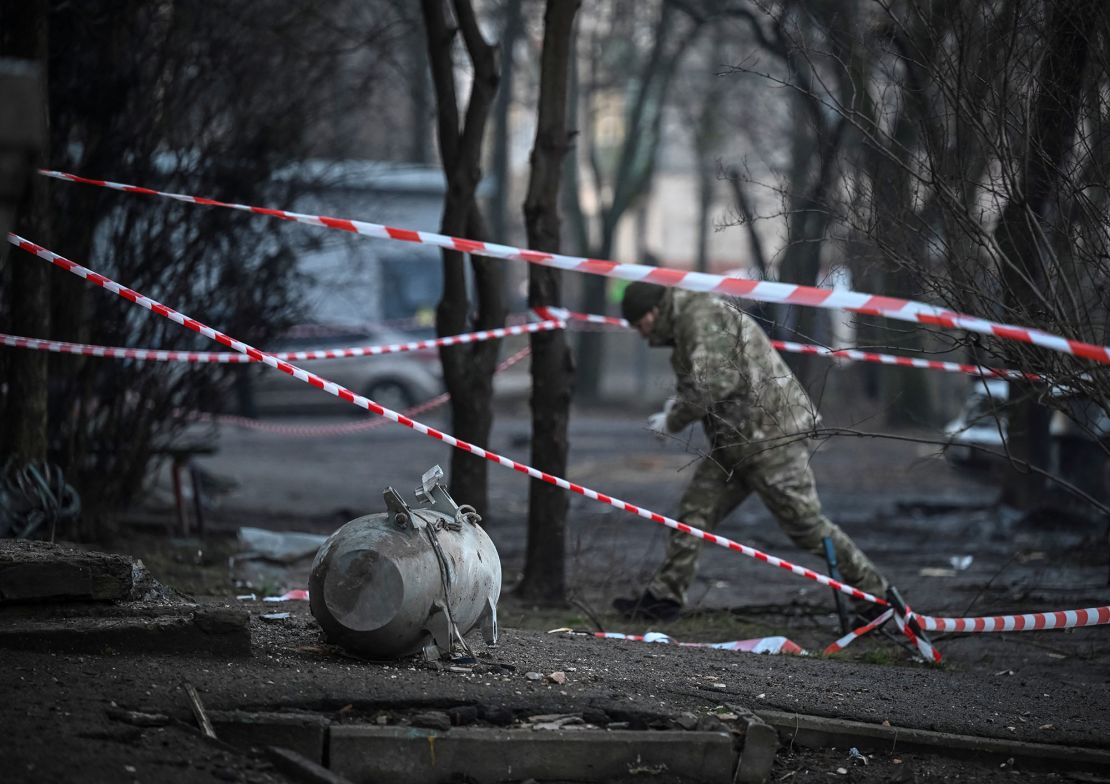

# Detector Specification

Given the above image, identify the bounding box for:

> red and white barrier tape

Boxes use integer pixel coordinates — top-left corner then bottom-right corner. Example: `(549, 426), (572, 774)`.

(197, 345), (531, 437)
(11, 235), (1107, 654)
(273, 319), (559, 361)
(282, 312), (530, 339)
(824, 604), (1110, 659)
(534, 306), (631, 329)
(918, 605), (1110, 634)
(823, 609), (896, 656)
(40, 169), (1110, 367)
(3, 320), (1043, 385)
(542, 307), (1046, 383)
(770, 340), (1045, 383)
(8, 233), (886, 607)
(591, 630), (805, 655)
(0, 332), (251, 363)
(892, 607), (943, 663)
(0, 320), (561, 365)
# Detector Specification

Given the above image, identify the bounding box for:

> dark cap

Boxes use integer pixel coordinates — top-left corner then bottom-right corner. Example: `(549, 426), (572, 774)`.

(621, 281), (666, 324)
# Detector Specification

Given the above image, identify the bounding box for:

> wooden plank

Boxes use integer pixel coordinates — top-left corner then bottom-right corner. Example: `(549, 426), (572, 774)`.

(184, 682), (218, 740)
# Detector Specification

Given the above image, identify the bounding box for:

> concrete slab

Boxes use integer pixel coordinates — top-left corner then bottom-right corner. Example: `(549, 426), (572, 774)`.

(267, 747), (353, 784)
(329, 725), (736, 784)
(0, 606), (251, 656)
(0, 540), (132, 603)
(211, 710), (330, 764)
(729, 708), (778, 784)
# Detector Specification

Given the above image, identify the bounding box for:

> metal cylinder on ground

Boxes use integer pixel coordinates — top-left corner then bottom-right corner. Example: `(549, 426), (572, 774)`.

(309, 466), (500, 659)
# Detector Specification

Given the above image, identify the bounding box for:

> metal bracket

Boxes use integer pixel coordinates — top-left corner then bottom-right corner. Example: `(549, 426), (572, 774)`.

(385, 466), (470, 530)
(413, 465), (461, 516)
(382, 486), (413, 529)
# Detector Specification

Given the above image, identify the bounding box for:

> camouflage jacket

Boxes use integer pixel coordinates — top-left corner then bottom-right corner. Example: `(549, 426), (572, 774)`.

(652, 289), (819, 451)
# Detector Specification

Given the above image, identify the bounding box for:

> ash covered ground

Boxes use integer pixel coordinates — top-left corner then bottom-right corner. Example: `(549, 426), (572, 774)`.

(2, 403), (1108, 783)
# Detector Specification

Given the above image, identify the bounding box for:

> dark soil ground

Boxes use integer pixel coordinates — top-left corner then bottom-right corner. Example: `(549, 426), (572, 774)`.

(3, 401), (1109, 783)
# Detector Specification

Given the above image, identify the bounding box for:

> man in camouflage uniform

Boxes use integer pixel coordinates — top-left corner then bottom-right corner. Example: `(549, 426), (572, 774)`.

(613, 282), (887, 621)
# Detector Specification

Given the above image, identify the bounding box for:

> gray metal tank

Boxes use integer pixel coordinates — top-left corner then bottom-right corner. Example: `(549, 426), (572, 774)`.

(309, 466), (500, 659)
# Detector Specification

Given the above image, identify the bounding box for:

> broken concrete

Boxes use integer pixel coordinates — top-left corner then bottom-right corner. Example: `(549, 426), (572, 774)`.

(267, 747), (354, 784)
(0, 539), (249, 656)
(211, 710), (330, 763)
(329, 725), (737, 784)
(729, 707), (779, 784)
(0, 605), (251, 656)
(0, 540), (133, 602)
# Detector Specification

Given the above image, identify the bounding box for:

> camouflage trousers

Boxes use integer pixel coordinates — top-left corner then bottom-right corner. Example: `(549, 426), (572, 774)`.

(647, 439), (887, 606)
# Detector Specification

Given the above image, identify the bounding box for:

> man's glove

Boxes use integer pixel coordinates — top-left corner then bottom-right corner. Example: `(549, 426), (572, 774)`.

(647, 399), (677, 439)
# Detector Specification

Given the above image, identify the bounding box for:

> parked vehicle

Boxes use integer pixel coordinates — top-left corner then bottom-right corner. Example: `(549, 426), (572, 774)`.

(248, 325), (443, 415)
(943, 378), (1110, 472)
(942, 379), (1009, 466)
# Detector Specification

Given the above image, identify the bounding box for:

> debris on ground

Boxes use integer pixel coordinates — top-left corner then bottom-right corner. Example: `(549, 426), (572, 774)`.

(579, 629), (806, 655)
(230, 526), (326, 591)
(0, 539), (250, 657)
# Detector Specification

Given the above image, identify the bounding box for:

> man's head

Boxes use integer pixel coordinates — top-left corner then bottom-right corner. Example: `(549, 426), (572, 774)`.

(621, 281), (666, 338)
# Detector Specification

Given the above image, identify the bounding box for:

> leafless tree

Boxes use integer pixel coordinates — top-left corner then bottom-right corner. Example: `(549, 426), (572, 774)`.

(515, 0), (580, 603)
(568, 0), (704, 401)
(723, 0), (1110, 514)
(0, 1), (399, 533)
(421, 0), (507, 516)
(0, 0), (51, 467)
(489, 0), (526, 244)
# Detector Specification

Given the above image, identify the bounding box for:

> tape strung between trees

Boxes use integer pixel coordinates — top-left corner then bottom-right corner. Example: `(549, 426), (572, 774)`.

(9, 233), (1110, 663)
(38, 168), (1110, 368)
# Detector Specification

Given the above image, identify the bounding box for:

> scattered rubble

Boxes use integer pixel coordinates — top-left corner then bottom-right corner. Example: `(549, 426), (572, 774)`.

(0, 540), (250, 657)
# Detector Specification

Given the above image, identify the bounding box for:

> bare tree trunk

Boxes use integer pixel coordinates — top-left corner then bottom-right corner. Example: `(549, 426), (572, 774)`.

(694, 25), (726, 274)
(490, 0), (523, 243)
(516, 0), (579, 604)
(777, 105), (846, 393)
(421, 0), (506, 515)
(408, 21), (432, 165)
(1, 0), (51, 465)
(724, 168), (768, 279)
(834, 1), (937, 427)
(994, 0), (1095, 509)
(576, 3), (700, 402)
(560, 28), (588, 256)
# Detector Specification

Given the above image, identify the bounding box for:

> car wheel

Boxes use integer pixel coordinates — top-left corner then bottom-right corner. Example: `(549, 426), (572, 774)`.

(365, 379), (416, 412)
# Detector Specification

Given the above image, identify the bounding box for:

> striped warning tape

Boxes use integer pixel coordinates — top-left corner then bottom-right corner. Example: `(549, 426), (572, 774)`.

(918, 605), (1110, 634)
(590, 631), (805, 655)
(824, 605), (1110, 659)
(195, 345), (531, 437)
(9, 235), (1108, 658)
(7, 233), (886, 607)
(284, 312), (530, 339)
(0, 318), (1045, 385)
(542, 307), (1047, 383)
(892, 606), (943, 663)
(0, 320), (561, 364)
(823, 609), (896, 655)
(534, 306), (630, 329)
(39, 169), (1110, 366)
(770, 339), (1045, 383)
(0, 332), (251, 363)
(1, 313), (1044, 384)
